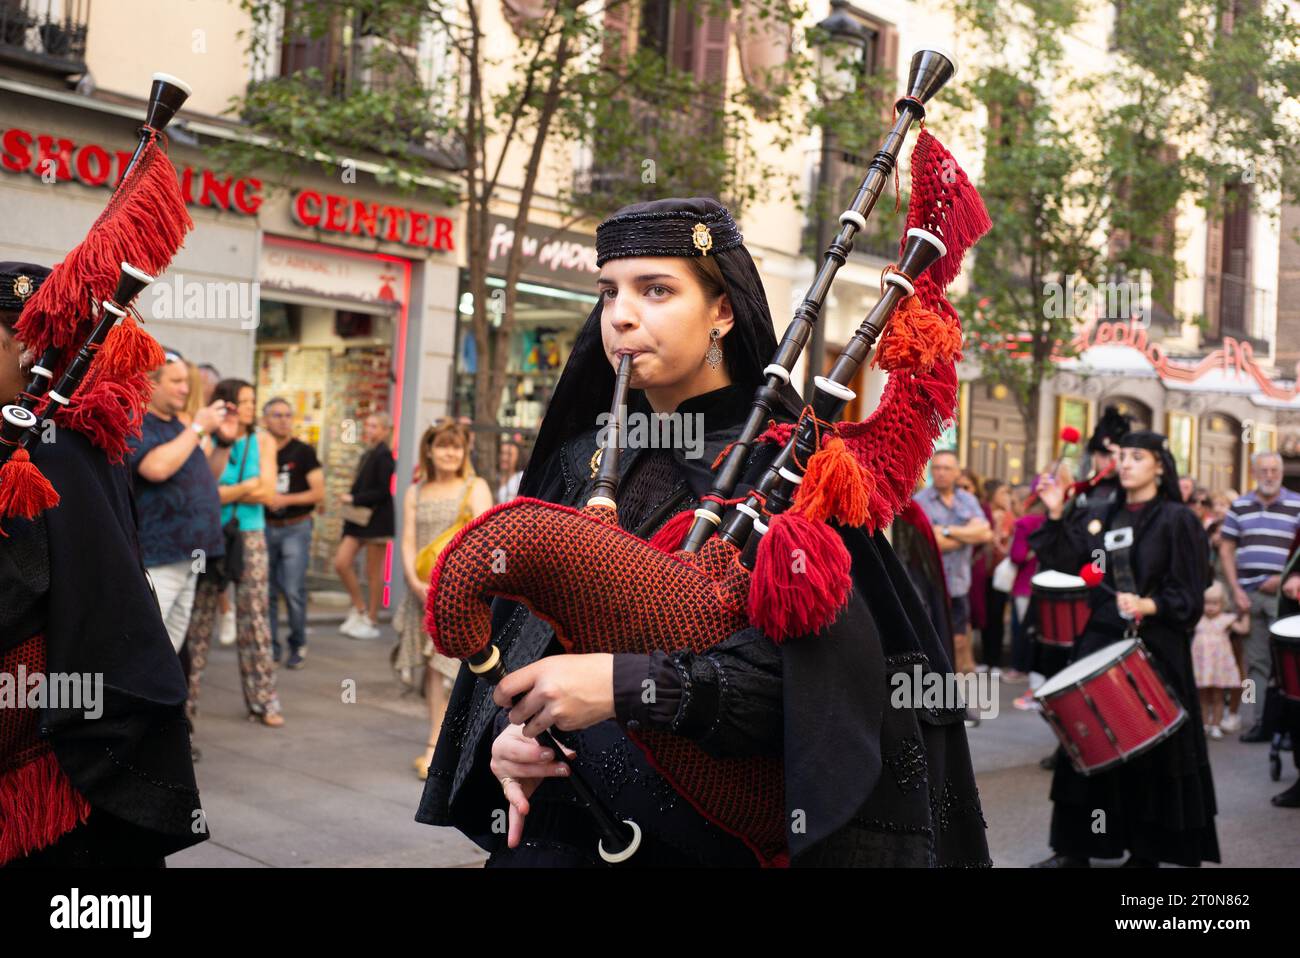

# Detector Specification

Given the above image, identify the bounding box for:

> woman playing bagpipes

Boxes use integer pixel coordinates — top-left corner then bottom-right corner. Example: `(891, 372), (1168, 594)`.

(1029, 432), (1219, 867)
(415, 196), (991, 867)
(0, 75), (206, 866)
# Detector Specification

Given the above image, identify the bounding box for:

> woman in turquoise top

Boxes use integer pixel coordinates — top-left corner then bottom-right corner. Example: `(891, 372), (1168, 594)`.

(187, 378), (285, 728)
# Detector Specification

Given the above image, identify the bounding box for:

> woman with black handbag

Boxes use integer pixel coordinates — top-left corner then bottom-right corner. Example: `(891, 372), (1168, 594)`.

(185, 379), (285, 728)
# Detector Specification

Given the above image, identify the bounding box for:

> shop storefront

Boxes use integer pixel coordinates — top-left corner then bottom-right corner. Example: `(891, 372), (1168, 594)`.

(453, 215), (599, 443)
(1, 83), (464, 604)
(961, 318), (1293, 494)
(254, 237), (411, 590)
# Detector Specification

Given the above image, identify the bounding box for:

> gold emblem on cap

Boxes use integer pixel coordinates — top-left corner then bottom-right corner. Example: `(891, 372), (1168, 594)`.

(12, 275), (34, 301)
(1088, 518), (1102, 535)
(692, 223), (713, 255)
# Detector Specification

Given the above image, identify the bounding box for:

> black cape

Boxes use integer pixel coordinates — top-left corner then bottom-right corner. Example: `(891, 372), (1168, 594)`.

(415, 384), (989, 866)
(1, 430), (206, 859)
(1030, 493), (1219, 865)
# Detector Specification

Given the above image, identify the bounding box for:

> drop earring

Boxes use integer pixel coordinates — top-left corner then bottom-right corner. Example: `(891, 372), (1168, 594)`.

(706, 328), (723, 369)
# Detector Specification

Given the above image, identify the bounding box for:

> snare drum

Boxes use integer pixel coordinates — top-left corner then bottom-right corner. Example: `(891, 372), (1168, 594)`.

(1031, 570), (1092, 648)
(1034, 639), (1186, 775)
(1269, 615), (1300, 703)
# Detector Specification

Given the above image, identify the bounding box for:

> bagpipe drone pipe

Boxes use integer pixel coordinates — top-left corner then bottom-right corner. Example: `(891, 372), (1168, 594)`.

(424, 48), (991, 866)
(0, 73), (194, 520)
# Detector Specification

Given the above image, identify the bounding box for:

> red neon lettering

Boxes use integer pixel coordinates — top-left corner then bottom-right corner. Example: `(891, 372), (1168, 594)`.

(381, 206), (408, 242)
(432, 216), (454, 250)
(351, 200), (379, 237)
(294, 190), (323, 227)
(35, 135), (74, 181)
(324, 194), (349, 231)
(1, 128), (32, 173)
(199, 170), (232, 209)
(233, 178), (262, 214)
(74, 144), (111, 186)
(407, 210), (430, 246)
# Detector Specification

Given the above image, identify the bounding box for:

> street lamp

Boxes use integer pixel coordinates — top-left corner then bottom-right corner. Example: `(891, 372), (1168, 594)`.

(804, 0), (875, 400)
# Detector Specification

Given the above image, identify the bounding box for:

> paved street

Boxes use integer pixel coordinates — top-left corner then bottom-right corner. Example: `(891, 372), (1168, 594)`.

(173, 621), (1300, 868)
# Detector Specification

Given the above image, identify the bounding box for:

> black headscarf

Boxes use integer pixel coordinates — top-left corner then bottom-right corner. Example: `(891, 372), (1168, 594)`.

(1118, 429), (1182, 502)
(520, 197), (804, 497)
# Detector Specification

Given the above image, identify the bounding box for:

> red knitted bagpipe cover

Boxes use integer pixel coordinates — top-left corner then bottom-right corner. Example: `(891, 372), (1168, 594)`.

(425, 499), (788, 865)
(14, 137), (192, 463)
(0, 634), (92, 864)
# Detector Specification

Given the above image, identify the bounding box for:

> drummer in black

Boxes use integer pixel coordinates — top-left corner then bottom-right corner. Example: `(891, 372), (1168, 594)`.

(1028, 431), (1219, 867)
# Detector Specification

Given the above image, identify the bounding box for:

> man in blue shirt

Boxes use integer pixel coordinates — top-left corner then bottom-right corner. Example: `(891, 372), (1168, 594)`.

(1219, 450), (1300, 740)
(914, 449), (992, 677)
(129, 351), (235, 654)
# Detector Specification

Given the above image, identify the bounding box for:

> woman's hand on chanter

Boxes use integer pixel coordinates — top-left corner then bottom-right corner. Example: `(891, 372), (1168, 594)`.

(492, 653), (616, 738)
(490, 723), (574, 849)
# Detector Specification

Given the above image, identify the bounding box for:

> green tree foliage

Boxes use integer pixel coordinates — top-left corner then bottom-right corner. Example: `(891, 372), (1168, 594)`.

(950, 0), (1300, 472)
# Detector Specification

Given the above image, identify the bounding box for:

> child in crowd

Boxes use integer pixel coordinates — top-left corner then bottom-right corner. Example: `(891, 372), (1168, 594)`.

(1193, 582), (1248, 739)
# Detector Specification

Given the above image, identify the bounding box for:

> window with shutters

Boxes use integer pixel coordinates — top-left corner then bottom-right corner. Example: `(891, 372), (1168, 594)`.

(580, 0), (733, 200)
(1215, 181), (1253, 337)
(261, 2), (451, 141)
(805, 11), (900, 261)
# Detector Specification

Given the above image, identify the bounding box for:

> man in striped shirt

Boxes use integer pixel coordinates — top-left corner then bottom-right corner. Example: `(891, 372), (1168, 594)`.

(1219, 451), (1300, 739)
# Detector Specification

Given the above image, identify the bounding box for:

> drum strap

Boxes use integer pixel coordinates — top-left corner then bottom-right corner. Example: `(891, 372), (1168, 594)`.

(1103, 509), (1142, 637)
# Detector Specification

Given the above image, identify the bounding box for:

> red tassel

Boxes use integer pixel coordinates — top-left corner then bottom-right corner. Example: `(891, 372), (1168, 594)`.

(16, 140), (192, 357)
(648, 508), (696, 553)
(0, 447), (60, 524)
(59, 371), (149, 463)
(0, 751), (92, 864)
(873, 295), (963, 373)
(748, 512), (853, 642)
(98, 313), (164, 379)
(793, 436), (873, 527)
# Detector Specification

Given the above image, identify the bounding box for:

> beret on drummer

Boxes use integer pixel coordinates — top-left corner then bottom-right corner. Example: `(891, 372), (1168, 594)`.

(0, 262), (51, 319)
(595, 199), (743, 267)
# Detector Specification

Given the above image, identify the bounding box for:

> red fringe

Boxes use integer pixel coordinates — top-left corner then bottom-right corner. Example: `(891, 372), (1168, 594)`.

(99, 313), (165, 380)
(793, 436), (873, 527)
(16, 140), (192, 357)
(748, 512), (853, 642)
(58, 369), (149, 464)
(647, 508), (696, 553)
(838, 360), (959, 531)
(0, 751), (92, 865)
(0, 447), (60, 524)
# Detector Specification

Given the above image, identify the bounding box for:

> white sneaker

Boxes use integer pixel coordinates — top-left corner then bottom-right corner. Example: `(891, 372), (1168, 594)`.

(350, 616), (381, 640)
(339, 608), (364, 637)
(1221, 712), (1241, 733)
(218, 609), (236, 646)
(1208, 725), (1224, 740)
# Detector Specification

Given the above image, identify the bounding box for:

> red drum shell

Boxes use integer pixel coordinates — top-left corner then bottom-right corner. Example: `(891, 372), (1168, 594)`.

(1033, 639), (1186, 775)
(1031, 572), (1092, 648)
(1269, 615), (1300, 703)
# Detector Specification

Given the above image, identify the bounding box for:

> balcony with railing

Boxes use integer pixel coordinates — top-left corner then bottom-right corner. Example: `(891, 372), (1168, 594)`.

(0, 0), (89, 76)
(244, 9), (461, 166)
(572, 92), (730, 204)
(1206, 272), (1274, 352)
